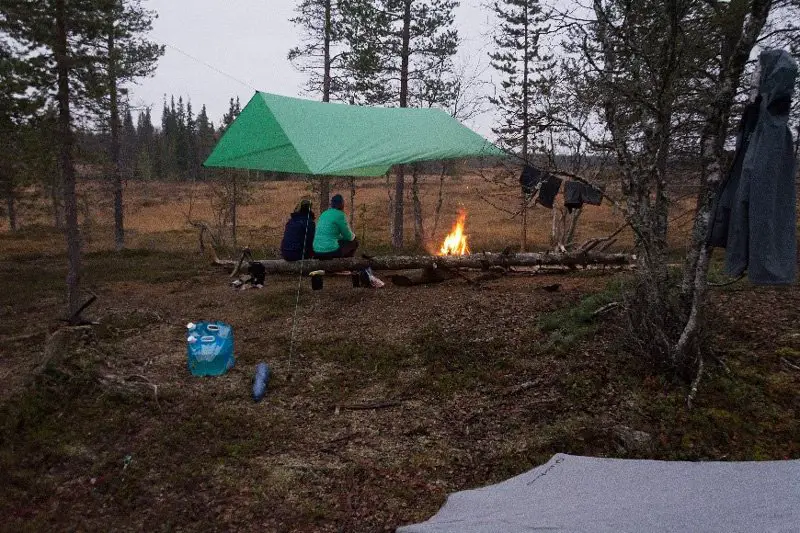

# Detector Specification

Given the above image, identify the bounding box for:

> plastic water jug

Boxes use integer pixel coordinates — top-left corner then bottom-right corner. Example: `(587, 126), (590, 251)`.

(186, 321), (235, 376)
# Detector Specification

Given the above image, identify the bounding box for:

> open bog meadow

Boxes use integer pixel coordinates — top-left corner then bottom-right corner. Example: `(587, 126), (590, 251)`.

(1, 175), (798, 532)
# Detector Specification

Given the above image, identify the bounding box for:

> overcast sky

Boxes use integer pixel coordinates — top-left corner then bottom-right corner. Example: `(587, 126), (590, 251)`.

(131, 0), (496, 135)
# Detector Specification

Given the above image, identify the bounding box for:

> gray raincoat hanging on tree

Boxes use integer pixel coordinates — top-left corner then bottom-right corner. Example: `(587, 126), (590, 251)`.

(710, 49), (799, 285)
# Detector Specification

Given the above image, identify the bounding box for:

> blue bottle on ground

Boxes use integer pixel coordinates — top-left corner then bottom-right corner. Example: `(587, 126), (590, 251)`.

(186, 321), (235, 376)
(252, 362), (271, 402)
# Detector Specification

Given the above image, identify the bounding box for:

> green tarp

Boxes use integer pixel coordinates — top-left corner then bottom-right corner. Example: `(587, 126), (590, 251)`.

(203, 91), (505, 177)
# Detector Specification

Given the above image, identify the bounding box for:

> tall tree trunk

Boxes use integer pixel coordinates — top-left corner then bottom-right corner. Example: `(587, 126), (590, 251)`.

(392, 0), (412, 249)
(108, 16), (124, 251)
(231, 170), (237, 248)
(319, 0), (332, 212)
(432, 164), (446, 239)
(55, 0), (82, 323)
(52, 171), (64, 229)
(520, 1), (530, 252)
(3, 178), (17, 232)
(7, 192), (17, 232)
(349, 176), (356, 226)
(319, 177), (330, 212)
(411, 165), (424, 248)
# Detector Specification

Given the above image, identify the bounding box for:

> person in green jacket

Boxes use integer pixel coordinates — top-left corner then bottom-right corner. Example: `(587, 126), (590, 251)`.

(313, 194), (359, 259)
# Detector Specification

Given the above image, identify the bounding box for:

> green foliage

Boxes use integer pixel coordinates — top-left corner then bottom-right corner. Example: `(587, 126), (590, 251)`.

(537, 279), (625, 352)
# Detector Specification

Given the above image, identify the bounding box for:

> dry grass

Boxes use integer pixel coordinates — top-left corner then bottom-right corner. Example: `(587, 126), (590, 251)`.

(2, 176), (795, 532)
(0, 173), (697, 258)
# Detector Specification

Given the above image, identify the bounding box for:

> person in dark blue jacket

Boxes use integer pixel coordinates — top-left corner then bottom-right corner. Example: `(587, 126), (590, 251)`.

(280, 200), (316, 261)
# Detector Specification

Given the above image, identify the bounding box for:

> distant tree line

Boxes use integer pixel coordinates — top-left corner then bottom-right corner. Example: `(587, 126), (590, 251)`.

(76, 95), (257, 183)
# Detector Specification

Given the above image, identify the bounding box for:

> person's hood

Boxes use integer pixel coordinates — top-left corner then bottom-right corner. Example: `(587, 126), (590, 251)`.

(291, 210), (314, 220)
(758, 49), (798, 108)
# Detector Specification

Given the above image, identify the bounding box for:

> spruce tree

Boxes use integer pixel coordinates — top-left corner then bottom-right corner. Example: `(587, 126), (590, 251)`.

(489, 0), (552, 251)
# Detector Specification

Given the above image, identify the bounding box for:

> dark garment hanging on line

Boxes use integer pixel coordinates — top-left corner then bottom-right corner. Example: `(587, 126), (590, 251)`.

(708, 98), (761, 248)
(564, 181), (584, 212)
(582, 184), (604, 206)
(520, 165), (544, 198)
(537, 174), (562, 209)
(709, 49), (798, 285)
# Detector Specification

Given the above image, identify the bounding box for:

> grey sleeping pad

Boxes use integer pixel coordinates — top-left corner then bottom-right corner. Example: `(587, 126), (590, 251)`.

(397, 453), (800, 533)
(722, 49), (798, 284)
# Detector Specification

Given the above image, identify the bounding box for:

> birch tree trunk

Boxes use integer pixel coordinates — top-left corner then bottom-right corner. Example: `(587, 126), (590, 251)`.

(675, 0), (772, 363)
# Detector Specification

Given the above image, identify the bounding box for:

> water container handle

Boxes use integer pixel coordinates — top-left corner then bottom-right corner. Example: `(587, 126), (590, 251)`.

(200, 336), (216, 343)
(206, 324), (220, 332)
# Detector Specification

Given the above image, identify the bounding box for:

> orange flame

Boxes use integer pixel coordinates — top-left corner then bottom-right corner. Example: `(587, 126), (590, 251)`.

(439, 211), (470, 256)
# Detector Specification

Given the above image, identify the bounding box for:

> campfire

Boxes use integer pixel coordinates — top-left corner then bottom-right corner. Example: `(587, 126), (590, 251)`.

(439, 211), (470, 256)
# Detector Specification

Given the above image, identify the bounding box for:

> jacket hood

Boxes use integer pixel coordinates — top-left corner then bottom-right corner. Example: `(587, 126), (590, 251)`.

(758, 49), (798, 108)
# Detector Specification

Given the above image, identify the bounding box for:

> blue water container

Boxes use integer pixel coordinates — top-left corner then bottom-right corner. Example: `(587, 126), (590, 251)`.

(252, 362), (271, 402)
(186, 321), (235, 376)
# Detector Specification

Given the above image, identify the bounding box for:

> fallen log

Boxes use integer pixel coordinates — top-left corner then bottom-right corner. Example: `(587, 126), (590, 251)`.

(214, 251), (633, 275)
(390, 267), (454, 286)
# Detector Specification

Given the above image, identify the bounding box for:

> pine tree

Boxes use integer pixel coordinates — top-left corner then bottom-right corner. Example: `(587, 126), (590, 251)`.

(289, 0), (349, 210)
(195, 104), (216, 179)
(175, 96), (190, 175)
(219, 96), (243, 247)
(345, 0), (460, 248)
(489, 0), (551, 155)
(1, 0), (108, 322)
(489, 0), (552, 251)
(0, 34), (44, 231)
(121, 107), (137, 179)
(290, 0), (345, 101)
(221, 97), (241, 130)
(135, 107), (155, 180)
(90, 0), (163, 250)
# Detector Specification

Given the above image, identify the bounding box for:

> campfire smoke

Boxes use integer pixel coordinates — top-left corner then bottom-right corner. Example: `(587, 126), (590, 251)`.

(439, 211), (469, 256)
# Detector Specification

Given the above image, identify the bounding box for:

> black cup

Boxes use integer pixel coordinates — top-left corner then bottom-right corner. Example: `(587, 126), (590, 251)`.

(311, 275), (323, 291)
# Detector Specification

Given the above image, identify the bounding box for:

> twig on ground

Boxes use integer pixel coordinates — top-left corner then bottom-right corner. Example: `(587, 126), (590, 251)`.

(503, 380), (541, 396)
(2, 330), (48, 343)
(713, 355), (733, 375)
(338, 400), (405, 411)
(780, 357), (800, 372)
(64, 292), (97, 324)
(592, 301), (621, 317)
(326, 431), (361, 445)
(100, 373), (162, 411)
